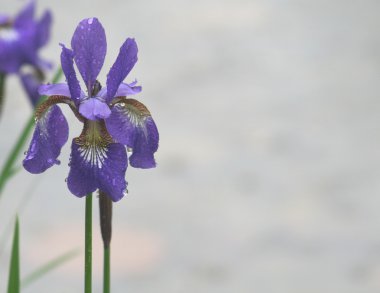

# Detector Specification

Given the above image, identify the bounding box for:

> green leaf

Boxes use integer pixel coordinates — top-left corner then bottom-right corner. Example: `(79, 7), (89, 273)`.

(22, 248), (81, 289)
(0, 68), (63, 197)
(7, 217), (20, 293)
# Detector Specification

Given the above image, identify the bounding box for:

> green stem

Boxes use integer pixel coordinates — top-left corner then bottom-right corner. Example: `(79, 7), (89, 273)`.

(85, 194), (92, 293)
(103, 246), (110, 293)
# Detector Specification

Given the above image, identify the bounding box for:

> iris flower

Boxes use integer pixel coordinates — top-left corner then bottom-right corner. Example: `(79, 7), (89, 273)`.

(23, 17), (159, 202)
(0, 1), (52, 106)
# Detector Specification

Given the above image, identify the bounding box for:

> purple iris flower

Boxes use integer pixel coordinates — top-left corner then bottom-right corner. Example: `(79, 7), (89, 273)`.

(0, 1), (52, 106)
(22, 18), (159, 202)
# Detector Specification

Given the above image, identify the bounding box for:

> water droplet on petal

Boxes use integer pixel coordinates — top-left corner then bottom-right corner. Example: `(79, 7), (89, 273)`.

(24, 151), (27, 155)
(65, 177), (68, 182)
(55, 160), (61, 165)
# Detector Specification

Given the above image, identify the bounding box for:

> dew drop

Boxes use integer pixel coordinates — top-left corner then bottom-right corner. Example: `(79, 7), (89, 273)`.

(65, 177), (68, 182)
(23, 151), (27, 155)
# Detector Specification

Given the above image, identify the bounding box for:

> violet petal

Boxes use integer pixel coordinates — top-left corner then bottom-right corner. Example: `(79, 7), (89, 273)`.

(105, 101), (158, 168)
(0, 36), (24, 73)
(38, 83), (71, 97)
(67, 140), (128, 201)
(60, 45), (82, 104)
(106, 38), (138, 102)
(71, 18), (106, 92)
(79, 99), (111, 120)
(23, 105), (69, 173)
(115, 82), (142, 97)
(35, 10), (52, 48)
(14, 1), (35, 29)
(129, 117), (158, 168)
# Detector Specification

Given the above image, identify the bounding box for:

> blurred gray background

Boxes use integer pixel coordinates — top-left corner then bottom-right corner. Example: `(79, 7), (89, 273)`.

(1, 0), (380, 292)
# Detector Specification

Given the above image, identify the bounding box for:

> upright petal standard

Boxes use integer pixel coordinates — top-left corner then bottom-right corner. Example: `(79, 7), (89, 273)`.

(23, 17), (159, 202)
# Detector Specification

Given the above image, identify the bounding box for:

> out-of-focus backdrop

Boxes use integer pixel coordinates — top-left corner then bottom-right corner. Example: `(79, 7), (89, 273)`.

(1, 0), (380, 292)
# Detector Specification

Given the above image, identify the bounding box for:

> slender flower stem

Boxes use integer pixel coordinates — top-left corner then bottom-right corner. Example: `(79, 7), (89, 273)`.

(99, 190), (112, 293)
(103, 246), (110, 293)
(85, 193), (92, 293)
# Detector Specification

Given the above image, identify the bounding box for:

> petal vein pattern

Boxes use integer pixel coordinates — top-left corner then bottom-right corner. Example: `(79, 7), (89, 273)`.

(23, 105), (69, 173)
(105, 99), (158, 169)
(67, 121), (128, 201)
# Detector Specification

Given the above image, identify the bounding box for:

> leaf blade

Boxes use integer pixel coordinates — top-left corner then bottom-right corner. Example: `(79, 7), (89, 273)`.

(22, 248), (81, 289)
(7, 217), (20, 293)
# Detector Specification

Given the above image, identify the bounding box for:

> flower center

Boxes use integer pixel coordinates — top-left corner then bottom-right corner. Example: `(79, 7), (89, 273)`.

(74, 120), (113, 168)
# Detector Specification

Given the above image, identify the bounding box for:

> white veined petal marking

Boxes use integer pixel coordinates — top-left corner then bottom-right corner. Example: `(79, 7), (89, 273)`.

(78, 143), (108, 169)
(74, 120), (113, 169)
(116, 98), (151, 137)
(36, 107), (54, 138)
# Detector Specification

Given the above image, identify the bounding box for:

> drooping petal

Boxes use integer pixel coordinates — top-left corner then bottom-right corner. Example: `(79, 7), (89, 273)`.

(106, 38), (138, 102)
(35, 10), (52, 48)
(105, 99), (159, 168)
(38, 83), (71, 97)
(79, 98), (111, 120)
(23, 105), (69, 173)
(129, 117), (158, 168)
(0, 33), (23, 73)
(60, 45), (82, 104)
(67, 122), (128, 201)
(97, 143), (128, 201)
(66, 140), (97, 197)
(17, 27), (40, 68)
(115, 82), (142, 97)
(71, 18), (106, 92)
(14, 0), (35, 29)
(20, 72), (40, 106)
